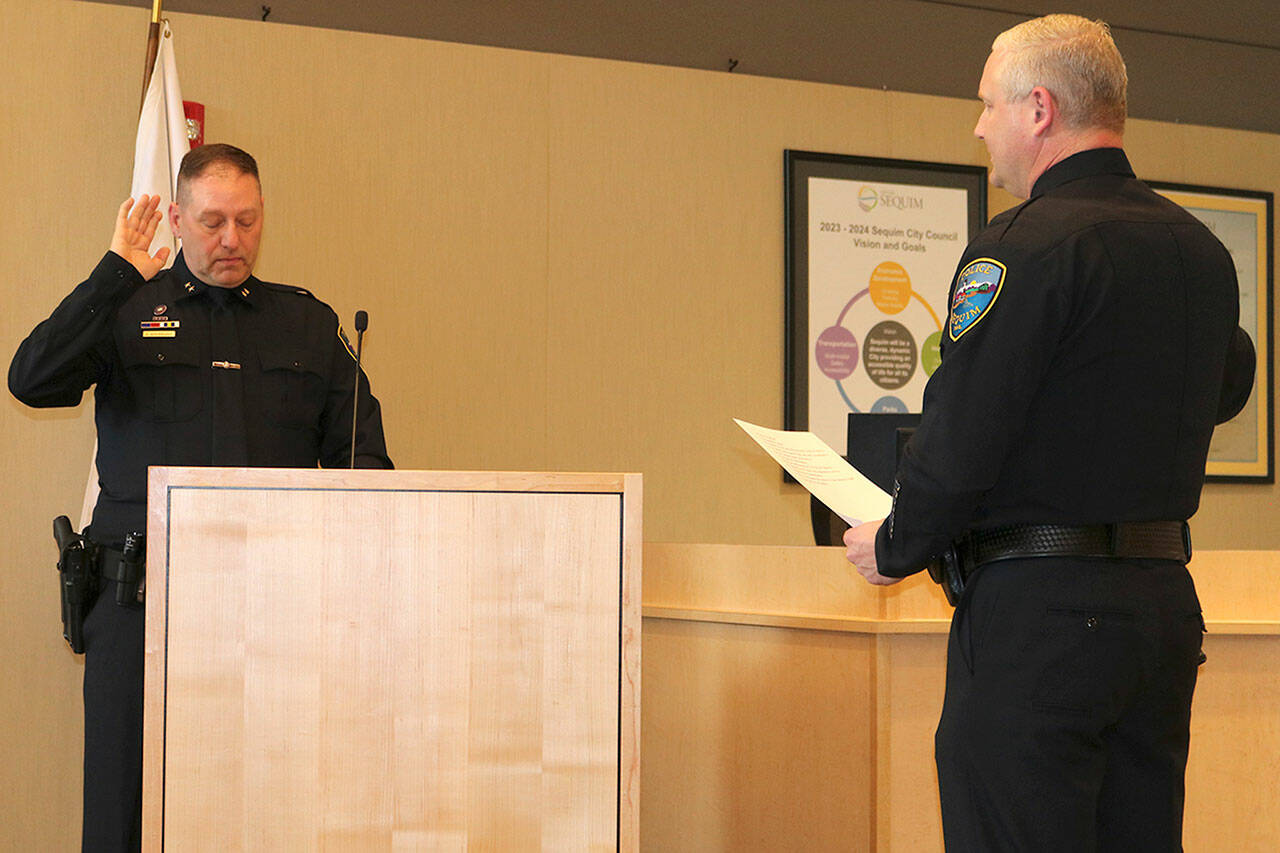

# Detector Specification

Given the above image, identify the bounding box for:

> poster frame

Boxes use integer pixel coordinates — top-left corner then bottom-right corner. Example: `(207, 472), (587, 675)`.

(783, 150), (988, 444)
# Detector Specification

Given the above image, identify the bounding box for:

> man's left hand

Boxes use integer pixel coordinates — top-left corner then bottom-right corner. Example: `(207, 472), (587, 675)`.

(843, 519), (903, 586)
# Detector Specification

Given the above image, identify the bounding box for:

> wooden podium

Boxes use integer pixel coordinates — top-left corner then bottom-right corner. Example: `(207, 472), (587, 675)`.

(142, 468), (641, 851)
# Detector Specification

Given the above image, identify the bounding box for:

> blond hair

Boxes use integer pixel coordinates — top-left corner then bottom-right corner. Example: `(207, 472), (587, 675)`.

(992, 14), (1127, 134)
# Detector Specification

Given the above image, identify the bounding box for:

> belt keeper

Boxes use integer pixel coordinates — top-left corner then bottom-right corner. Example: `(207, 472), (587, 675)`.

(1106, 523), (1118, 556)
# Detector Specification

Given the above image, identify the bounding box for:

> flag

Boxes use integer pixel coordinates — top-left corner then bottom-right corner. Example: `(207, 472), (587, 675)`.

(130, 20), (190, 266)
(79, 20), (191, 531)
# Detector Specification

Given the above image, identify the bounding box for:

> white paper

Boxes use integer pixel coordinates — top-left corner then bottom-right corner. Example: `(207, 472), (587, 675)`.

(735, 418), (892, 527)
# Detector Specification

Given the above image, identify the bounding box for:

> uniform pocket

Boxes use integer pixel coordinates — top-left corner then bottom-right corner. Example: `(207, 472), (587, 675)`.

(1032, 605), (1142, 716)
(953, 565), (1001, 675)
(258, 346), (326, 428)
(118, 337), (206, 422)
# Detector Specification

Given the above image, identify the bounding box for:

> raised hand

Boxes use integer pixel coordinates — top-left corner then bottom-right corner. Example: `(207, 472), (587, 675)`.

(110, 195), (171, 280)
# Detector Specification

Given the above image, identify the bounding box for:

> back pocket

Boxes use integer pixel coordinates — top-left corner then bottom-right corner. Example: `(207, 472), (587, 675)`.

(1032, 606), (1142, 716)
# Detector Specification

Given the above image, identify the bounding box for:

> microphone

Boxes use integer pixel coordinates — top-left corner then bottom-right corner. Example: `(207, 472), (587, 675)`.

(349, 310), (368, 468)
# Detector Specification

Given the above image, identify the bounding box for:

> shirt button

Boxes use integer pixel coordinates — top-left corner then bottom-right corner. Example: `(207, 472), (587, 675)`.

(1085, 616), (1099, 630)
(156, 353), (165, 362)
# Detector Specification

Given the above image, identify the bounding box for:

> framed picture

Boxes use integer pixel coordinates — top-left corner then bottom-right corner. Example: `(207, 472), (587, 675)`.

(1149, 181), (1274, 483)
(784, 150), (987, 457)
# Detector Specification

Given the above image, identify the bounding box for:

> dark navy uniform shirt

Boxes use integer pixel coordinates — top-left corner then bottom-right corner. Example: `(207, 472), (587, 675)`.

(877, 148), (1254, 577)
(9, 250), (393, 545)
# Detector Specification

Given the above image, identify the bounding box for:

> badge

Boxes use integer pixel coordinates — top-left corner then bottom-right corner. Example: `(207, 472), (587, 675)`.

(948, 258), (1006, 341)
(154, 304), (167, 315)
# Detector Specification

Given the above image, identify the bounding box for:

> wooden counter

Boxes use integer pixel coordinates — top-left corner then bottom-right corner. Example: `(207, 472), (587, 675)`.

(639, 545), (1280, 851)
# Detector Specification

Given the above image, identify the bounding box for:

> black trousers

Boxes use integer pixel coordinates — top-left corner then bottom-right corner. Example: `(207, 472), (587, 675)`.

(934, 557), (1204, 852)
(81, 581), (144, 853)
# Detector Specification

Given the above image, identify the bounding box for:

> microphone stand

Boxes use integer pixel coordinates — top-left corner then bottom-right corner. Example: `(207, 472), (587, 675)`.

(349, 310), (368, 468)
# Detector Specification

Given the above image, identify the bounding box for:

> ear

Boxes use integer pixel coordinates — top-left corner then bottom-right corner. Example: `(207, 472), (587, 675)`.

(168, 201), (183, 238)
(1028, 86), (1055, 137)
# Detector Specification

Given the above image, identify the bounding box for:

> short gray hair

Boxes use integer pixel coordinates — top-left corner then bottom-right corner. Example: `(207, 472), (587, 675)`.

(992, 14), (1127, 134)
(176, 143), (261, 205)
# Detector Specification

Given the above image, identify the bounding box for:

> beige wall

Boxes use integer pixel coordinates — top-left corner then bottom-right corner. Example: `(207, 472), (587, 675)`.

(2, 0), (1277, 846)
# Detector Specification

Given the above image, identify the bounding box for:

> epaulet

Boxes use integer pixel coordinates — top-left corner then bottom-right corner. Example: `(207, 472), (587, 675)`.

(258, 280), (317, 299)
(988, 200), (1030, 242)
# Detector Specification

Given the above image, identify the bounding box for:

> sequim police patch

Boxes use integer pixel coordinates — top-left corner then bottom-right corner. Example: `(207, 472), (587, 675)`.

(948, 258), (1006, 341)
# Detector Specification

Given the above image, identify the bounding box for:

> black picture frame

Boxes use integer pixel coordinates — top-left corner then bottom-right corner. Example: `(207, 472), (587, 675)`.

(784, 150), (987, 446)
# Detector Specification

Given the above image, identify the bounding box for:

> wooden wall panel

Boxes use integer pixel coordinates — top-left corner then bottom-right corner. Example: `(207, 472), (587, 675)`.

(641, 544), (1280, 852)
(641, 618), (875, 851)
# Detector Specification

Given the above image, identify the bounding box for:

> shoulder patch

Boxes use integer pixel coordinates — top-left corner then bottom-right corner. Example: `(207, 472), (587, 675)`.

(337, 325), (358, 360)
(948, 258), (1006, 341)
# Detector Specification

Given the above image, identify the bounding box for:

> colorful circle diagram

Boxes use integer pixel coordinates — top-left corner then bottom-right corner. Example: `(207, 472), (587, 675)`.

(814, 261), (944, 412)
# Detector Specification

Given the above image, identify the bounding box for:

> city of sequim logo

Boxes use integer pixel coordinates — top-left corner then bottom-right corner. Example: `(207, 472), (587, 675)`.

(857, 185), (925, 213)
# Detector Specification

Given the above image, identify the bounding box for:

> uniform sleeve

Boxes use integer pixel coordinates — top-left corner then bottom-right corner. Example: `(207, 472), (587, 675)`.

(1216, 326), (1255, 424)
(317, 313), (394, 470)
(875, 240), (1079, 577)
(8, 252), (142, 408)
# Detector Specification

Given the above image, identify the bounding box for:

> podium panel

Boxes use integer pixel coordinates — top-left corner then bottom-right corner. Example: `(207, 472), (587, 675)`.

(143, 468), (641, 851)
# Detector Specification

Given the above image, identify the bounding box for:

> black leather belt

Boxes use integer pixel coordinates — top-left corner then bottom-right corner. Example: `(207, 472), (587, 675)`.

(928, 521), (1191, 607)
(968, 520), (1191, 569)
(95, 547), (134, 583)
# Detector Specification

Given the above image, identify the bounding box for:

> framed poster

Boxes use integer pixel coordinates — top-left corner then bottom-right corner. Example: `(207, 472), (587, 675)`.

(784, 150), (987, 456)
(1150, 181), (1274, 482)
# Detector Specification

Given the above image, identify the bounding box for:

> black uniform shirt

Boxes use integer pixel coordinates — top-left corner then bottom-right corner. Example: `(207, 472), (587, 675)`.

(9, 250), (393, 545)
(876, 148), (1252, 577)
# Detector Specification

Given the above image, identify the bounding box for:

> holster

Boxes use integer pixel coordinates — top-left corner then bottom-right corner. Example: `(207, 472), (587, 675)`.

(52, 517), (146, 654)
(54, 516), (98, 654)
(926, 539), (969, 607)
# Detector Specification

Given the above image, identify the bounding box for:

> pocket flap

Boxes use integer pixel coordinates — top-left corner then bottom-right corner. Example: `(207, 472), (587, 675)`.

(118, 336), (202, 369)
(259, 346), (324, 376)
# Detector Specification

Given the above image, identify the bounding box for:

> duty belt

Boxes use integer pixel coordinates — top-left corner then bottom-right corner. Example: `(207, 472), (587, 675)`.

(928, 521), (1191, 606)
(969, 521), (1190, 567)
(97, 547), (141, 580)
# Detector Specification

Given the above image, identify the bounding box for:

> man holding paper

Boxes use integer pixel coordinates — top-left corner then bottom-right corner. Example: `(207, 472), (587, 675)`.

(842, 15), (1254, 850)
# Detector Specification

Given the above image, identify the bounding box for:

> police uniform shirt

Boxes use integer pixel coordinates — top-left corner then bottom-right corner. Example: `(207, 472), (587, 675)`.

(9, 250), (393, 546)
(876, 147), (1248, 577)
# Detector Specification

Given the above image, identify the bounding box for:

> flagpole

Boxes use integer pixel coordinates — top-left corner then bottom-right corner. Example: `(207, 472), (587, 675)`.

(140, 0), (164, 111)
